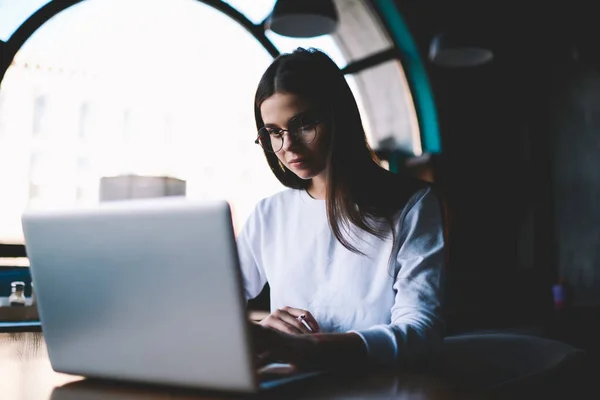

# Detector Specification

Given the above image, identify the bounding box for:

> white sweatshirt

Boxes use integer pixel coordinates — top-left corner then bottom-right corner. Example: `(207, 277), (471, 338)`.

(236, 186), (445, 367)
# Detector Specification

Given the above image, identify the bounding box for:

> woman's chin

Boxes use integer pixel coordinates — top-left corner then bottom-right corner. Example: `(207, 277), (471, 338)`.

(286, 162), (326, 181)
(287, 165), (315, 180)
(293, 172), (316, 180)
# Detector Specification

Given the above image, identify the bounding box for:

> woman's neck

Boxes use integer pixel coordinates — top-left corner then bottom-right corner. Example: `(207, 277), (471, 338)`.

(307, 174), (327, 200)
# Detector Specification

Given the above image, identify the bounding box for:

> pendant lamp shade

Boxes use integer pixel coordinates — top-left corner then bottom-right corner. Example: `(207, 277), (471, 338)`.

(267, 0), (338, 38)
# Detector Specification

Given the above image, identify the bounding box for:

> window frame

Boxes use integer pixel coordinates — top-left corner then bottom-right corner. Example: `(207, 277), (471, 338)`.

(0, 0), (435, 256)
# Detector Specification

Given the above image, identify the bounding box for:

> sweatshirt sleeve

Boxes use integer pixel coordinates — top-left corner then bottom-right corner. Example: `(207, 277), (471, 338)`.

(352, 187), (446, 369)
(236, 205), (267, 301)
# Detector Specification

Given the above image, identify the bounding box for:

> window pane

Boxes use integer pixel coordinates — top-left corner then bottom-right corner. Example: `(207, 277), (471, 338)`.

(265, 31), (347, 68)
(331, 0), (394, 63)
(0, 0), (283, 244)
(0, 0), (51, 41)
(350, 60), (421, 155)
(222, 0), (276, 24)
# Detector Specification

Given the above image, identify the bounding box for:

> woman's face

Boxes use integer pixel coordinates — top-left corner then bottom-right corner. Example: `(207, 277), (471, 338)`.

(260, 92), (329, 181)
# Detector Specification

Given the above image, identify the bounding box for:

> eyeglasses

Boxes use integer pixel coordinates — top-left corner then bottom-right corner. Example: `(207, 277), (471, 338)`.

(255, 114), (322, 153)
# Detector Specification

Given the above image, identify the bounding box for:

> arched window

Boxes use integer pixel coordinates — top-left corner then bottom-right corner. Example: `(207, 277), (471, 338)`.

(0, 0), (424, 250)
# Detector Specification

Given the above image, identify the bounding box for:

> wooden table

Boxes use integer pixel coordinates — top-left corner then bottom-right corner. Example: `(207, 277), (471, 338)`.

(0, 332), (475, 399)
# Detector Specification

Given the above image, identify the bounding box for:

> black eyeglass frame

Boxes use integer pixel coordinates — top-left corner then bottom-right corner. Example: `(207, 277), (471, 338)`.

(254, 111), (328, 153)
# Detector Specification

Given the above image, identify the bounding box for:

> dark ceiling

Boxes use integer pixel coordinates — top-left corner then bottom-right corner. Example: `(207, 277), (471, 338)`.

(396, 0), (600, 67)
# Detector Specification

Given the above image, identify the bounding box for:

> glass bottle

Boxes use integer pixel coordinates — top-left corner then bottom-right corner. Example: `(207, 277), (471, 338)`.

(9, 281), (26, 307)
(30, 281), (36, 306)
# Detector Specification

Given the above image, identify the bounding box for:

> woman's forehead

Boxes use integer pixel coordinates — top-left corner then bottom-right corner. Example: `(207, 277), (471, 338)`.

(260, 93), (312, 124)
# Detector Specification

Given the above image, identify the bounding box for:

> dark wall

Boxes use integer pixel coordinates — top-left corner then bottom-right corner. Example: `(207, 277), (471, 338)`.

(395, 0), (600, 328)
(546, 63), (600, 307)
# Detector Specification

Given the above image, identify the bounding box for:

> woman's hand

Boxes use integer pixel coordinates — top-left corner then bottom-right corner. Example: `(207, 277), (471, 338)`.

(259, 306), (320, 334)
(249, 323), (367, 371)
(250, 322), (318, 368)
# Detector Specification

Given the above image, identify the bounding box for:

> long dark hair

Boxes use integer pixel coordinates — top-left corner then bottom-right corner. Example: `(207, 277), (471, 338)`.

(254, 47), (424, 254)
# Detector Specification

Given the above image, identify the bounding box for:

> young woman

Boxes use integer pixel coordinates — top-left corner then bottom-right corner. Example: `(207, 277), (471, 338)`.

(238, 48), (446, 371)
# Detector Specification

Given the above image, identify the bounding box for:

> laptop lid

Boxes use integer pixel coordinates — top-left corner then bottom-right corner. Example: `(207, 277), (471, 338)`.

(22, 198), (258, 393)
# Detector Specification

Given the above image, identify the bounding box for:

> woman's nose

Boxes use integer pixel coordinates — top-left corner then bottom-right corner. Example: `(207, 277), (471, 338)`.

(280, 131), (301, 152)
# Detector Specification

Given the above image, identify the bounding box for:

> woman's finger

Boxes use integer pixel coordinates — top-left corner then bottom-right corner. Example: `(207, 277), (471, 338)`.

(260, 315), (303, 335)
(256, 351), (275, 367)
(296, 314), (315, 333)
(274, 309), (314, 334)
(281, 307), (320, 333)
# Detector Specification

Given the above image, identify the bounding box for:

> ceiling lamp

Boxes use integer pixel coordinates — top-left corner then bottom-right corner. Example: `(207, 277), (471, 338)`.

(429, 32), (494, 67)
(267, 0), (338, 38)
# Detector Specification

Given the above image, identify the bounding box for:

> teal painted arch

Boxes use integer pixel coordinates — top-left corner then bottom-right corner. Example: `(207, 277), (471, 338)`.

(374, 0), (441, 154)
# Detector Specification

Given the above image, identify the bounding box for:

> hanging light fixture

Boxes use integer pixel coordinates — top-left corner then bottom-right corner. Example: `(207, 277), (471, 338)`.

(267, 0), (339, 38)
(429, 32), (494, 67)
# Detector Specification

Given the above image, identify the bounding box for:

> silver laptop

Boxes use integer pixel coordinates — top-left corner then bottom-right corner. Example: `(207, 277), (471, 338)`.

(21, 198), (321, 393)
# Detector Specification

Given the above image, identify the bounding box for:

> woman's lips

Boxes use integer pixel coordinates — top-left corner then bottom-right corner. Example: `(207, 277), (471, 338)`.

(289, 158), (308, 168)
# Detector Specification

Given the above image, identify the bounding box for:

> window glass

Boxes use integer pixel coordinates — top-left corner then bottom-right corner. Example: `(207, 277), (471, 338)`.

(0, 0), (282, 244)
(0, 0), (51, 41)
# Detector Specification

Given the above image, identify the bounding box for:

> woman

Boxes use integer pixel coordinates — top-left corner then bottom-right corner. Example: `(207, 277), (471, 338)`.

(238, 47), (446, 371)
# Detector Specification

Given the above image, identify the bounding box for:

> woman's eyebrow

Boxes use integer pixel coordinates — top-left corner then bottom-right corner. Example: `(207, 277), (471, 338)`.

(263, 123), (281, 129)
(263, 110), (310, 128)
(288, 109), (311, 124)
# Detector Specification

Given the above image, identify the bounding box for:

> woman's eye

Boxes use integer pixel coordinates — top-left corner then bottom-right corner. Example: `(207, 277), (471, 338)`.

(269, 129), (283, 137)
(301, 124), (316, 132)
